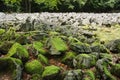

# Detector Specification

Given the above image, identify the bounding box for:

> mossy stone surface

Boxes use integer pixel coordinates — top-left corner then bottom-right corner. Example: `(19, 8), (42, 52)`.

(70, 42), (91, 54)
(73, 54), (96, 69)
(47, 37), (68, 55)
(33, 41), (47, 55)
(7, 42), (29, 61)
(111, 64), (120, 77)
(25, 60), (43, 74)
(62, 51), (76, 67)
(106, 39), (120, 53)
(84, 70), (95, 80)
(0, 57), (22, 80)
(42, 65), (60, 78)
(63, 69), (82, 80)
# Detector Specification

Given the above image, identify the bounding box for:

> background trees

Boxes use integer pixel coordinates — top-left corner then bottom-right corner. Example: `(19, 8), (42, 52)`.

(1, 0), (120, 12)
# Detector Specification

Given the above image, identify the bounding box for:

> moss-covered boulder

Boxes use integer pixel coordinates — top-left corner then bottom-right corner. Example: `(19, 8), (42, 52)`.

(0, 29), (5, 35)
(103, 66), (116, 80)
(62, 51), (76, 67)
(47, 37), (68, 55)
(73, 54), (97, 69)
(63, 69), (83, 80)
(37, 54), (48, 65)
(84, 70), (95, 80)
(25, 60), (43, 74)
(42, 65), (61, 80)
(111, 64), (120, 77)
(33, 41), (47, 55)
(30, 74), (42, 80)
(0, 41), (14, 54)
(7, 42), (29, 61)
(0, 57), (22, 80)
(91, 42), (108, 53)
(99, 53), (113, 60)
(96, 58), (116, 80)
(106, 39), (120, 53)
(70, 42), (91, 54)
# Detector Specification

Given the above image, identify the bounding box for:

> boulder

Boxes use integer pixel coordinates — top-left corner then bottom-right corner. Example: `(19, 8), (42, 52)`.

(47, 37), (68, 55)
(62, 51), (76, 67)
(111, 64), (120, 77)
(25, 60), (43, 74)
(42, 65), (61, 80)
(0, 41), (14, 54)
(106, 39), (120, 53)
(73, 54), (96, 69)
(63, 69), (83, 80)
(33, 41), (47, 55)
(91, 43), (108, 53)
(70, 42), (91, 54)
(83, 70), (95, 80)
(0, 57), (22, 80)
(95, 58), (116, 80)
(7, 42), (29, 61)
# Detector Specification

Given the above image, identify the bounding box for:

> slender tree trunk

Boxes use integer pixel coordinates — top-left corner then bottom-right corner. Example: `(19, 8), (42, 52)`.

(28, 0), (31, 12)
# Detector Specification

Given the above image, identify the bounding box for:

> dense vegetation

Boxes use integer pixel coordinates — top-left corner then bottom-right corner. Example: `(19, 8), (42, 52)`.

(0, 0), (120, 12)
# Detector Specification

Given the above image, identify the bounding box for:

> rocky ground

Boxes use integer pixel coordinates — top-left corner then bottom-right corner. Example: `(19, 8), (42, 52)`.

(0, 13), (120, 80)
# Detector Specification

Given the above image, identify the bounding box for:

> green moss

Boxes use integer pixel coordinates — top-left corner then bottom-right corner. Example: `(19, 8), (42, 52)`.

(62, 51), (76, 62)
(70, 42), (91, 53)
(51, 37), (68, 51)
(91, 42), (108, 53)
(74, 54), (96, 69)
(62, 51), (76, 67)
(0, 57), (22, 80)
(25, 60), (43, 74)
(103, 66), (116, 80)
(111, 64), (120, 77)
(42, 65), (60, 78)
(33, 41), (46, 55)
(37, 54), (48, 65)
(0, 29), (5, 35)
(31, 74), (42, 80)
(95, 26), (120, 43)
(85, 70), (95, 80)
(7, 42), (29, 60)
(100, 53), (112, 60)
(63, 69), (82, 80)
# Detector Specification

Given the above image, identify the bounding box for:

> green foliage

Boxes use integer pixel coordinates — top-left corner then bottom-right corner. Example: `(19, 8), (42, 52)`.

(1, 0), (120, 12)
(37, 54), (48, 65)
(2, 0), (21, 12)
(25, 60), (43, 74)
(42, 65), (60, 77)
(7, 42), (29, 60)
(34, 0), (60, 10)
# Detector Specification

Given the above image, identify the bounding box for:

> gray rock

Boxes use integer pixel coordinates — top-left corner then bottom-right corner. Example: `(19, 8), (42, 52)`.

(106, 39), (120, 53)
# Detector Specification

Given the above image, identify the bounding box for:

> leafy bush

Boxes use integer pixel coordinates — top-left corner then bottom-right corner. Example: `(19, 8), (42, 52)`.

(1, 0), (120, 12)
(2, 0), (22, 12)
